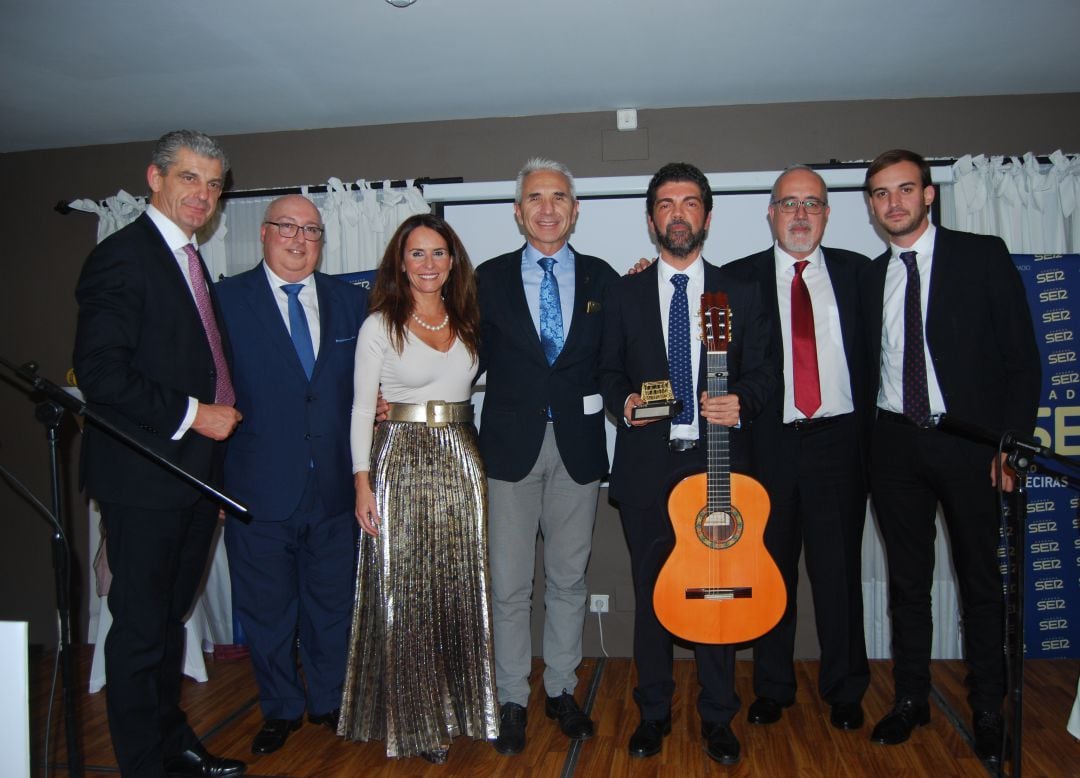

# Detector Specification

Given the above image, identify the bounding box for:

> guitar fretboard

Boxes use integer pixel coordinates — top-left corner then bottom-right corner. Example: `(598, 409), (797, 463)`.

(706, 348), (730, 514)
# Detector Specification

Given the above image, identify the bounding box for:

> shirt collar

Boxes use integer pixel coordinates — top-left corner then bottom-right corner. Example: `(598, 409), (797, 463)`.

(773, 242), (823, 274)
(523, 241), (573, 267)
(146, 204), (197, 253)
(263, 261), (314, 289)
(890, 223), (936, 261)
(658, 255), (705, 286)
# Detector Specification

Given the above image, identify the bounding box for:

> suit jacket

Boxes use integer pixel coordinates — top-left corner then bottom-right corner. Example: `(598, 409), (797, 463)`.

(599, 259), (777, 508)
(216, 265), (368, 522)
(477, 244), (618, 484)
(723, 246), (871, 489)
(73, 212), (231, 509)
(860, 225), (1041, 437)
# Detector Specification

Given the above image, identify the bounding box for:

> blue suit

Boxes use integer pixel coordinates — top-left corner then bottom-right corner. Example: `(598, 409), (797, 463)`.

(217, 263), (367, 720)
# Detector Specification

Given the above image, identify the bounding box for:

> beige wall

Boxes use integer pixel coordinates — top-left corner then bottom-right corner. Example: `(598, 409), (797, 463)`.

(1, 93), (1077, 652)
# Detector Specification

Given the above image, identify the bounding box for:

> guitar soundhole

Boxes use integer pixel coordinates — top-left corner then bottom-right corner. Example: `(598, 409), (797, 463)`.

(696, 508), (743, 549)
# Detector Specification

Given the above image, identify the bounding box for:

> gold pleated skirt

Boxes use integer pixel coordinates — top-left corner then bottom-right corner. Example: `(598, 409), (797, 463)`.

(338, 418), (498, 758)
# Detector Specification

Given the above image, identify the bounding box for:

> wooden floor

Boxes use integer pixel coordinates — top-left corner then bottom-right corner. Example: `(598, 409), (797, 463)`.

(32, 647), (1080, 777)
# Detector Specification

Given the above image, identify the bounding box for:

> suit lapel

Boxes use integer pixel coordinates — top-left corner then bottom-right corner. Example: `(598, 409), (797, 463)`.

(506, 246), (549, 363)
(249, 264), (310, 382)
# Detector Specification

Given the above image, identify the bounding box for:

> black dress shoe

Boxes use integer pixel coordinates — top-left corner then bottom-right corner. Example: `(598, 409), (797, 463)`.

(830, 701), (865, 730)
(545, 690), (594, 740)
(870, 698), (931, 745)
(746, 696), (792, 725)
(308, 708), (340, 731)
(973, 710), (1007, 762)
(493, 702), (527, 755)
(628, 716), (671, 758)
(420, 747), (449, 764)
(165, 742), (246, 776)
(251, 718), (301, 755)
(702, 721), (740, 765)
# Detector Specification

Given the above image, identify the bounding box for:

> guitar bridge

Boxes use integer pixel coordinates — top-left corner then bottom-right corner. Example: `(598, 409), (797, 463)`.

(685, 587), (752, 600)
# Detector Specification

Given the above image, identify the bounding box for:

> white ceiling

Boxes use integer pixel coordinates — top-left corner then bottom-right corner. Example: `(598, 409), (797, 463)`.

(2, 0), (1078, 154)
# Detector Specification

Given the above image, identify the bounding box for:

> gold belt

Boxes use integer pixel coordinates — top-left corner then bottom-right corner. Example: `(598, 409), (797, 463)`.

(386, 400), (473, 427)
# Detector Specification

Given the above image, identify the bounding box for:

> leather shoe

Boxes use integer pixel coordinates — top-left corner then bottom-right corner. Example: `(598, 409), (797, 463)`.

(628, 716), (671, 758)
(420, 747), (449, 764)
(493, 702), (527, 755)
(830, 702), (865, 730)
(746, 696), (792, 725)
(251, 718), (301, 755)
(870, 698), (931, 745)
(973, 710), (1007, 762)
(702, 721), (740, 765)
(545, 690), (594, 740)
(308, 708), (340, 731)
(165, 742), (246, 776)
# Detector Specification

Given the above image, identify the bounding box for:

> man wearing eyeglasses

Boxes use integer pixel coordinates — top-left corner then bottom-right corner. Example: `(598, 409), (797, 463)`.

(722, 165), (871, 733)
(216, 194), (368, 756)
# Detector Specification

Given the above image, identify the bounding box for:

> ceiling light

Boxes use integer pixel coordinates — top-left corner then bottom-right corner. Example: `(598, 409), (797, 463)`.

(386, 0), (417, 7)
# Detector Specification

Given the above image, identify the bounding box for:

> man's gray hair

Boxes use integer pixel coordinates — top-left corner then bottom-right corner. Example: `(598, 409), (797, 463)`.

(515, 157), (576, 203)
(770, 164), (828, 204)
(151, 129), (230, 176)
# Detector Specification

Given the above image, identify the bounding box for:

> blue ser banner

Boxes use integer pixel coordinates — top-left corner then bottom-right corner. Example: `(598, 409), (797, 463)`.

(1014, 253), (1080, 659)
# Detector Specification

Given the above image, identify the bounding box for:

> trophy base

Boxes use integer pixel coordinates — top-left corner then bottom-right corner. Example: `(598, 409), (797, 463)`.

(632, 400), (683, 421)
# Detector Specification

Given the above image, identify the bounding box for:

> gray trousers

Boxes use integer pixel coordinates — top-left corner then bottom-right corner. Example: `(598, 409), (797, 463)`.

(488, 425), (600, 707)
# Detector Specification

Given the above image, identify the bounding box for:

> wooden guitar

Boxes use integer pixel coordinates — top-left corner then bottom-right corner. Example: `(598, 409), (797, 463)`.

(653, 291), (786, 644)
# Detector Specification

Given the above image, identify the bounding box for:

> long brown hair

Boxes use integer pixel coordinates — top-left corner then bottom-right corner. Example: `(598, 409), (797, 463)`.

(370, 213), (480, 358)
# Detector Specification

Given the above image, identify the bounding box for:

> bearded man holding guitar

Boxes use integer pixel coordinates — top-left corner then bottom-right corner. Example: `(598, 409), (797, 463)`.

(599, 162), (778, 765)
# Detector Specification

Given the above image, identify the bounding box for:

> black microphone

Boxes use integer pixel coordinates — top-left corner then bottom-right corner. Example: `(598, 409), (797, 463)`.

(936, 413), (1051, 467)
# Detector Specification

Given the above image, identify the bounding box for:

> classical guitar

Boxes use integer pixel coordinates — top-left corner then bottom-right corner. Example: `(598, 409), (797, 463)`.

(653, 291), (786, 644)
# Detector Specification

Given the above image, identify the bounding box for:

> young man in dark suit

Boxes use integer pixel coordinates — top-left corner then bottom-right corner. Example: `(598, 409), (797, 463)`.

(861, 148), (1040, 763)
(73, 130), (245, 777)
(723, 166), (871, 732)
(599, 162), (776, 765)
(477, 158), (618, 755)
(216, 195), (368, 756)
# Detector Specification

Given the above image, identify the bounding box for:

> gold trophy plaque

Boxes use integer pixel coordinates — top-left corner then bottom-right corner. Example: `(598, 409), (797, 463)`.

(632, 380), (683, 421)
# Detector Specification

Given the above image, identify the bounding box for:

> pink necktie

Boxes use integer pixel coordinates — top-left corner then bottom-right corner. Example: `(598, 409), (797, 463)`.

(791, 259), (821, 418)
(182, 244), (235, 406)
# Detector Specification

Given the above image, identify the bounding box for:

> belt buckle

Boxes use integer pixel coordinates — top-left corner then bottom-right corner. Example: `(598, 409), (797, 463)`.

(426, 400), (450, 428)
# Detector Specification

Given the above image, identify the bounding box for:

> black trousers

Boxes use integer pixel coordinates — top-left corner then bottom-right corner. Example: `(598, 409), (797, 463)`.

(100, 498), (219, 778)
(869, 414), (1007, 712)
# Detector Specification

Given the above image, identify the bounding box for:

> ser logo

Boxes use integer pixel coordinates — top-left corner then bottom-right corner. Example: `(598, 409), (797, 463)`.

(1041, 638), (1070, 651)
(1045, 329), (1074, 344)
(1039, 618), (1068, 631)
(1027, 501), (1055, 514)
(1033, 558), (1062, 571)
(1040, 288), (1069, 303)
(1048, 350), (1077, 365)
(1036, 269), (1066, 283)
(1050, 372), (1080, 386)
(1034, 578), (1064, 590)
(1036, 599), (1066, 611)
(1043, 309), (1072, 324)
(1028, 520), (1058, 532)
(1030, 540), (1060, 554)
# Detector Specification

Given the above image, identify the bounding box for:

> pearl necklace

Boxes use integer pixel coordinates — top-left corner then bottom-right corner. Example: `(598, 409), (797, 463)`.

(411, 311), (450, 331)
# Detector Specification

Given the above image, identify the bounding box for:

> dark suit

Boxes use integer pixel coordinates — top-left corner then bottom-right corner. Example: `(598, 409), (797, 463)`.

(73, 212), (231, 775)
(216, 265), (367, 720)
(861, 225), (1040, 711)
(723, 246), (871, 709)
(477, 244), (618, 706)
(599, 259), (776, 723)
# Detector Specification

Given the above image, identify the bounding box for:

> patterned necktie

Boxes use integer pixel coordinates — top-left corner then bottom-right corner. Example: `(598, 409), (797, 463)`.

(668, 273), (694, 425)
(791, 260), (821, 418)
(281, 284), (316, 379)
(538, 257), (565, 366)
(900, 250), (930, 426)
(182, 244), (234, 406)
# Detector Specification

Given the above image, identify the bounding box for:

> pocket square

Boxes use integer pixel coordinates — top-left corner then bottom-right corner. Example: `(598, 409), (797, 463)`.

(335, 335), (357, 343)
(585, 300), (601, 314)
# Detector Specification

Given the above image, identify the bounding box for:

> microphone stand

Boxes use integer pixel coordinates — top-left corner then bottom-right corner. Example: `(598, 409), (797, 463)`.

(0, 355), (251, 778)
(937, 414), (1080, 777)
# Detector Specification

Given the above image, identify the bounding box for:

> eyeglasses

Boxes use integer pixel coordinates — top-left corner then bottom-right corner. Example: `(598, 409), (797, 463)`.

(771, 198), (827, 215)
(264, 221), (325, 241)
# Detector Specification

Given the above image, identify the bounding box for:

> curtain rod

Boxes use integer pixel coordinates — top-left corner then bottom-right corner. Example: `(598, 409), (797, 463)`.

(54, 175), (464, 215)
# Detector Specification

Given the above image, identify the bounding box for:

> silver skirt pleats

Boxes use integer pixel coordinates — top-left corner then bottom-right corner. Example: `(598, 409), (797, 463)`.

(339, 419), (498, 758)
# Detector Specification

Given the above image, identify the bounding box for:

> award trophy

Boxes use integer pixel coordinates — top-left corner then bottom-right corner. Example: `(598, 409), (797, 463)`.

(631, 380), (683, 421)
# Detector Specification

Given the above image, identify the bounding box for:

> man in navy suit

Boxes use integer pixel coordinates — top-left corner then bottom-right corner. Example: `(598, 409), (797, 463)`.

(599, 162), (776, 765)
(723, 166), (871, 732)
(216, 194), (368, 756)
(477, 158), (618, 755)
(74, 130), (245, 777)
(860, 149), (1040, 762)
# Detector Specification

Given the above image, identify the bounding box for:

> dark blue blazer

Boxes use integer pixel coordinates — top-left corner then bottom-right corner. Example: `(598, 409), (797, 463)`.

(216, 264), (368, 522)
(477, 245), (619, 485)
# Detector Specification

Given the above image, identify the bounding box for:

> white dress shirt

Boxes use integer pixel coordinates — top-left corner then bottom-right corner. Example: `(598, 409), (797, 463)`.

(263, 263), (322, 356)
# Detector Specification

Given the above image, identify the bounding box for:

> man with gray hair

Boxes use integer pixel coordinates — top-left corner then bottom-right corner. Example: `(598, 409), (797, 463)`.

(74, 129), (245, 776)
(477, 157), (618, 755)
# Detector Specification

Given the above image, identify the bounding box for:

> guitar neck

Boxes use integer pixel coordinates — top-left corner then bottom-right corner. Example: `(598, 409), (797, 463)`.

(706, 349), (730, 514)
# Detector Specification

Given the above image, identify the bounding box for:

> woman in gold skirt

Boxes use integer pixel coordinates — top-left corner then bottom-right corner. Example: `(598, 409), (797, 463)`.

(341, 214), (497, 763)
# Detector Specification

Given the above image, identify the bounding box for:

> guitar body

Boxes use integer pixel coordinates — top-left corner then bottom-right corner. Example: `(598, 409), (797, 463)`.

(654, 470), (785, 644)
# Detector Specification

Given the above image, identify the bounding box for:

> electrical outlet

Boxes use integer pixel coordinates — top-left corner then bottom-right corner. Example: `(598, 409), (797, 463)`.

(590, 594), (610, 613)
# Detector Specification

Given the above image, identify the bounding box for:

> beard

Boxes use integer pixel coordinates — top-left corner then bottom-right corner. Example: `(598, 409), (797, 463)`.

(781, 219), (817, 255)
(656, 219), (707, 258)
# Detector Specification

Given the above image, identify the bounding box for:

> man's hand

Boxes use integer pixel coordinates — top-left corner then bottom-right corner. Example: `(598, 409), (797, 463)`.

(192, 403), (242, 441)
(990, 451), (1019, 492)
(627, 257), (654, 275)
(701, 391), (740, 427)
(623, 393), (659, 427)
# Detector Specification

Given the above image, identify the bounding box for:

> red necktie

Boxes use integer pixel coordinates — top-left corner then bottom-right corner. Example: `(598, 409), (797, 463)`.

(182, 244), (235, 406)
(791, 260), (821, 418)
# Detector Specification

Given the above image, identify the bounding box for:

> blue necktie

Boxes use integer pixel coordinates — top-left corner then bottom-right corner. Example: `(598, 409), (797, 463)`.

(668, 273), (694, 424)
(538, 257), (565, 366)
(281, 283), (315, 379)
